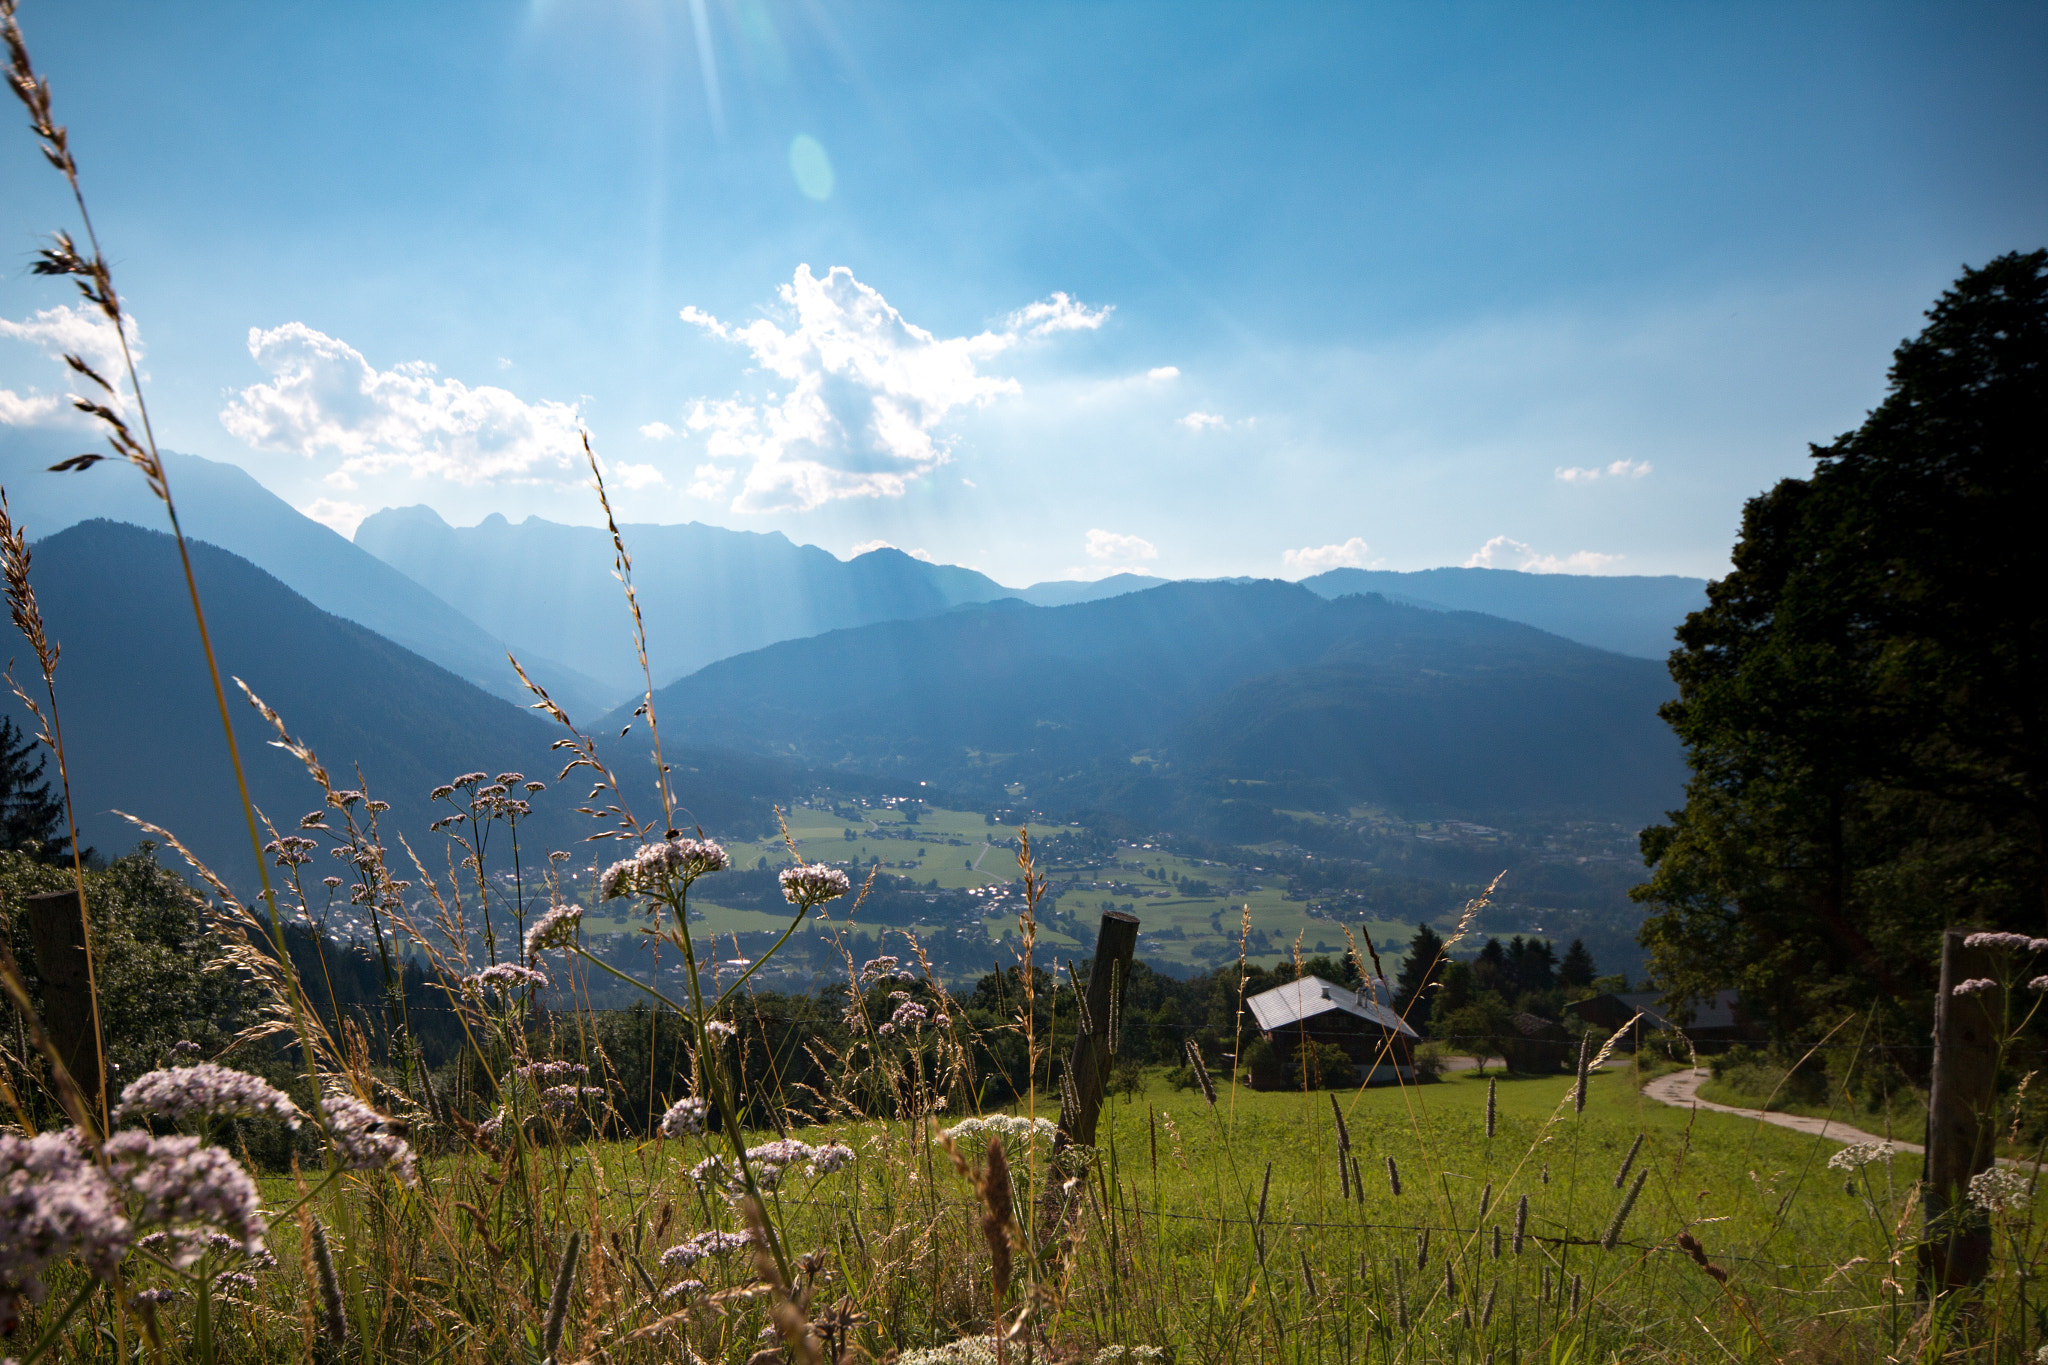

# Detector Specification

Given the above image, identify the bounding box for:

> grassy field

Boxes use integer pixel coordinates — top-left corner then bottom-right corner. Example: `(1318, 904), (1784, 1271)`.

(167, 1061), (2025, 1365)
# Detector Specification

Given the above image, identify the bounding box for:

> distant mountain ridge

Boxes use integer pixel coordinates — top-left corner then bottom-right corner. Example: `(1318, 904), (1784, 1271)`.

(354, 507), (1163, 702)
(0, 520), (801, 884)
(1299, 567), (1707, 660)
(0, 431), (611, 718)
(615, 579), (1686, 830)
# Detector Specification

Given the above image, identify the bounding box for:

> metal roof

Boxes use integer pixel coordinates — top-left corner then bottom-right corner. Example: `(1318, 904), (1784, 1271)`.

(1246, 976), (1419, 1039)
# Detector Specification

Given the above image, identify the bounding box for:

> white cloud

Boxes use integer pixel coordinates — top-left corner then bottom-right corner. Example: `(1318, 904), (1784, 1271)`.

(1177, 411), (1225, 431)
(848, 538), (932, 561)
(961, 477), (976, 487)
(496, 357), (514, 370)
(1283, 537), (1373, 576)
(687, 462), (735, 500)
(298, 497), (369, 537)
(0, 303), (139, 378)
(1085, 528), (1158, 563)
(1465, 534), (1622, 574)
(638, 421), (676, 441)
(1147, 366), (1180, 381)
(678, 265), (1108, 513)
(0, 304), (142, 424)
(219, 323), (582, 486)
(1555, 457), (1652, 483)
(612, 462), (665, 491)
(0, 390), (64, 426)
(1005, 293), (1113, 338)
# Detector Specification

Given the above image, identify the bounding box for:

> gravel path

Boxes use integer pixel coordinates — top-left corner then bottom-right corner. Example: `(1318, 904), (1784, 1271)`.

(1641, 1066), (1920, 1152)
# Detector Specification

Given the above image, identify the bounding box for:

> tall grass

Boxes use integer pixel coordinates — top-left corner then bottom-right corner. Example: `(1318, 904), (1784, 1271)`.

(1, 3), (2045, 1360)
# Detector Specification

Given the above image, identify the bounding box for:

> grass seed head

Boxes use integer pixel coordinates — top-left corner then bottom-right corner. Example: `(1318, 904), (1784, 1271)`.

(543, 1230), (580, 1359)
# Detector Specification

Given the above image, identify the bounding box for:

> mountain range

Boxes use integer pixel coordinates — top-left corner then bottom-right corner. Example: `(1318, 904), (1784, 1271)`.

(0, 430), (613, 718)
(1298, 567), (1706, 660)
(3, 433), (1708, 720)
(611, 580), (1688, 831)
(0, 520), (795, 882)
(0, 510), (1686, 910)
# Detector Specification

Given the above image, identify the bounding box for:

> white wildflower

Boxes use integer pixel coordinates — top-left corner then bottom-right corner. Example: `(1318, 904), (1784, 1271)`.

(1825, 1141), (1896, 1173)
(1968, 1165), (2031, 1214)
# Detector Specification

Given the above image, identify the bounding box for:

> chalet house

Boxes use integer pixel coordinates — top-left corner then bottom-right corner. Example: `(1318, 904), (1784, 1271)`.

(1245, 975), (1420, 1087)
(1565, 988), (1759, 1054)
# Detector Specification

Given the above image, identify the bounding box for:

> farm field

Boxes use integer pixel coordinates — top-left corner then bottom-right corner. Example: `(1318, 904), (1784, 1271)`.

(581, 800), (1428, 976)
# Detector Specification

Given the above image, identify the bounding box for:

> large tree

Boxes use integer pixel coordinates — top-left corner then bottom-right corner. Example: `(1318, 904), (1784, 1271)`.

(1635, 251), (2046, 1053)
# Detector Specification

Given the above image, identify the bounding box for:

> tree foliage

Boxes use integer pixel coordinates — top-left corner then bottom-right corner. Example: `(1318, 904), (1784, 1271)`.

(1636, 250), (2047, 1053)
(0, 716), (62, 857)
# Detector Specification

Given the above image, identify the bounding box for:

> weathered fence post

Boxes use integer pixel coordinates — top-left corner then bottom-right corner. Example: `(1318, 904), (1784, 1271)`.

(1056, 909), (1140, 1151)
(24, 886), (104, 1117)
(1920, 927), (1999, 1297)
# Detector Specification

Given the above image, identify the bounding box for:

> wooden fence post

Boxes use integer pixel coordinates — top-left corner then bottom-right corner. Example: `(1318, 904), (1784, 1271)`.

(1056, 909), (1140, 1151)
(1920, 927), (1999, 1297)
(24, 887), (104, 1118)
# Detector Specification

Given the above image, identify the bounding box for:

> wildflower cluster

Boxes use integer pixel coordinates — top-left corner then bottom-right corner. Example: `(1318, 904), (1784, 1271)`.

(600, 836), (731, 899)
(859, 955), (913, 986)
(881, 999), (948, 1035)
(1825, 1141), (1896, 1173)
(318, 1094), (419, 1184)
(940, 1115), (1060, 1149)
(688, 1139), (856, 1192)
(1962, 932), (2048, 953)
(514, 1060), (590, 1085)
(779, 861), (852, 909)
(1953, 978), (1998, 996)
(659, 1229), (757, 1270)
(264, 835), (319, 867)
(466, 962), (549, 996)
(540, 1084), (608, 1112)
(99, 1132), (264, 1265)
(114, 1064), (303, 1129)
(523, 901), (583, 957)
(1, 1130), (128, 1323)
(660, 1096), (709, 1137)
(1968, 1165), (2032, 1214)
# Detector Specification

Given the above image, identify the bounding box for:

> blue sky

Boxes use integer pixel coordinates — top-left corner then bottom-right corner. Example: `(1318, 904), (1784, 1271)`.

(1, 1), (2042, 585)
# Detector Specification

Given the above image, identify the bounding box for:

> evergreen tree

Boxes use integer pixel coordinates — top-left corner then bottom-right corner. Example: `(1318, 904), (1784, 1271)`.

(1636, 251), (2046, 1046)
(1393, 921), (1445, 1027)
(0, 717), (62, 856)
(1558, 939), (1598, 992)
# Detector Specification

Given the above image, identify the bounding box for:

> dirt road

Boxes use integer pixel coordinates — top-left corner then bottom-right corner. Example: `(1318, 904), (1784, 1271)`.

(1641, 1066), (1919, 1152)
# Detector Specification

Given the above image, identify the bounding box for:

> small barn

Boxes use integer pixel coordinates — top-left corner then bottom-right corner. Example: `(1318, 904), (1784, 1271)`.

(1245, 975), (1420, 1087)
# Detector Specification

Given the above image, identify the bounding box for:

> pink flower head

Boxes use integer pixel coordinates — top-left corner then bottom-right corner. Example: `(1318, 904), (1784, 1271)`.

(115, 1064), (302, 1129)
(600, 837), (730, 899)
(660, 1096), (709, 1138)
(467, 963), (549, 996)
(1963, 932), (2039, 953)
(317, 1095), (419, 1184)
(659, 1229), (756, 1269)
(2029, 976), (2048, 993)
(1, 1130), (130, 1324)
(779, 862), (852, 910)
(1953, 977), (1999, 997)
(807, 1142), (855, 1177)
(523, 902), (583, 958)
(103, 1132), (265, 1263)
